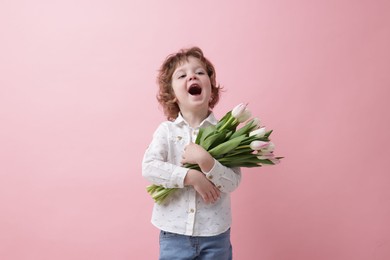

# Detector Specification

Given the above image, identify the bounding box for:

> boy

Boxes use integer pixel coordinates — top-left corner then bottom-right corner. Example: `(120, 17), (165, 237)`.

(142, 47), (241, 260)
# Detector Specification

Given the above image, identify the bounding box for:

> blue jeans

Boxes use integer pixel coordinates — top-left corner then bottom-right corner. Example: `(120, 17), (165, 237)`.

(159, 229), (232, 260)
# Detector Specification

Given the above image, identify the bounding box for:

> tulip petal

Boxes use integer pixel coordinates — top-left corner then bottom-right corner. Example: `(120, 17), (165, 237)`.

(250, 140), (269, 150)
(249, 127), (266, 138)
(231, 103), (246, 118)
(208, 135), (246, 157)
(237, 109), (251, 123)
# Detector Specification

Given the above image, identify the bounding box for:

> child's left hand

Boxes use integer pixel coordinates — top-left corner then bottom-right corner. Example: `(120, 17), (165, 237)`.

(181, 143), (214, 172)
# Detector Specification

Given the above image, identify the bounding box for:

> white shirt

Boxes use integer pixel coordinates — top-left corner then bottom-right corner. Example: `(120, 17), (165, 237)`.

(142, 113), (241, 236)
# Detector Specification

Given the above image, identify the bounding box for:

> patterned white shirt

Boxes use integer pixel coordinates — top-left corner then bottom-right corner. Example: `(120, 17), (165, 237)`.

(142, 112), (241, 236)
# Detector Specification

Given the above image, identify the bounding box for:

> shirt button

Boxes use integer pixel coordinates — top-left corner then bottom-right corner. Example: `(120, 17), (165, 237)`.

(217, 185), (222, 189)
(190, 208), (195, 213)
(174, 184), (179, 188)
(208, 175), (213, 180)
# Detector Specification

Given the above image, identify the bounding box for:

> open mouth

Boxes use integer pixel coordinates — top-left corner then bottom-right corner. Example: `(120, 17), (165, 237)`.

(188, 84), (202, 95)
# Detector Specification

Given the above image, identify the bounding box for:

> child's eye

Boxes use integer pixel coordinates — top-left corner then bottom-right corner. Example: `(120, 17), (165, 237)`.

(178, 74), (186, 79)
(196, 71), (205, 75)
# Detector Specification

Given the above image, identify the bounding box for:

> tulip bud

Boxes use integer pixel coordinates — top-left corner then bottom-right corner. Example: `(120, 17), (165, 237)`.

(269, 158), (281, 165)
(231, 103), (246, 118)
(251, 118), (261, 128)
(236, 109), (251, 123)
(261, 142), (275, 153)
(250, 140), (269, 150)
(249, 127), (266, 138)
(257, 153), (275, 160)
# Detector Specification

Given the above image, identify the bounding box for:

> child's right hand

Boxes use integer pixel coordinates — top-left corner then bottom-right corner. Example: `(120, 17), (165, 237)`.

(184, 169), (221, 204)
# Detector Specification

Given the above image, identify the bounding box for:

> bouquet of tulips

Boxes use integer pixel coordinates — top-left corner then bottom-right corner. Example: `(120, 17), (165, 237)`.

(146, 103), (283, 204)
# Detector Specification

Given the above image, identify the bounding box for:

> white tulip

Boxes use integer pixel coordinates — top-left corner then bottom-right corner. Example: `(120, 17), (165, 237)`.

(251, 118), (261, 128)
(249, 127), (266, 138)
(250, 140), (269, 150)
(261, 142), (275, 153)
(231, 103), (246, 118)
(236, 109), (251, 123)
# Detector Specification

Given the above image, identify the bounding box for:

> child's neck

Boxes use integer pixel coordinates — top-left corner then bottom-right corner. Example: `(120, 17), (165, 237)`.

(180, 109), (209, 128)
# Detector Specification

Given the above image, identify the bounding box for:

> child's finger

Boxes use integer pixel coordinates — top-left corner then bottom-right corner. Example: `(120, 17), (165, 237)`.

(214, 186), (221, 198)
(202, 193), (211, 204)
(210, 188), (220, 202)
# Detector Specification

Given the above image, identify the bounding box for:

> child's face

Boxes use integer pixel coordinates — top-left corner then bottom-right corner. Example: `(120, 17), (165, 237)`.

(171, 56), (212, 115)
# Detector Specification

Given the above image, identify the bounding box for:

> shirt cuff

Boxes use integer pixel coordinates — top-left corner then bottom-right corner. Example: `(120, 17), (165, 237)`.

(170, 166), (188, 188)
(203, 159), (218, 179)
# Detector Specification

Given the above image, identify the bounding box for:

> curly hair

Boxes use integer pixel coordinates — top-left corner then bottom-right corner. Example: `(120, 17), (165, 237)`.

(156, 47), (221, 121)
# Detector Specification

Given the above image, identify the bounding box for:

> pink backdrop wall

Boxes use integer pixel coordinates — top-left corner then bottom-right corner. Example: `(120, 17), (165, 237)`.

(1, 0), (389, 259)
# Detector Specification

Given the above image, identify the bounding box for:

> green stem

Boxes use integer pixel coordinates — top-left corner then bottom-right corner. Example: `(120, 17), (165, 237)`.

(218, 116), (237, 132)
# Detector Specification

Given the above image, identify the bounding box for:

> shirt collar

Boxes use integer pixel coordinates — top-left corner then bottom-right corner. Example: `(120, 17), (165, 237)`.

(173, 112), (218, 127)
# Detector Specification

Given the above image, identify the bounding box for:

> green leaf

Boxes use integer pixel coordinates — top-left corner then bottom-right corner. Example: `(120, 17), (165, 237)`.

(238, 135), (258, 146)
(218, 159), (260, 168)
(208, 135), (246, 157)
(215, 111), (232, 129)
(198, 125), (216, 145)
(225, 131), (233, 139)
(264, 130), (273, 138)
(225, 147), (254, 157)
(257, 159), (275, 165)
(224, 153), (258, 160)
(202, 131), (227, 150)
(195, 127), (204, 144)
(229, 120), (256, 139)
(216, 112), (240, 132)
(219, 155), (259, 166)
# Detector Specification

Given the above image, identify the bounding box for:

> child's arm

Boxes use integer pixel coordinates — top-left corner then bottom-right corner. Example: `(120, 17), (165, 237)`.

(142, 123), (189, 189)
(183, 169), (220, 204)
(142, 125), (220, 204)
(181, 143), (241, 193)
(181, 142), (214, 172)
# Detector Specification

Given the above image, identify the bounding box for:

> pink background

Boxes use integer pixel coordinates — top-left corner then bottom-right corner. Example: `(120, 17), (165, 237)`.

(1, 0), (389, 259)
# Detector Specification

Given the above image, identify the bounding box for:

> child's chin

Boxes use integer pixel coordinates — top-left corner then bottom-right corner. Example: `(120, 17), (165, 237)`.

(188, 95), (206, 102)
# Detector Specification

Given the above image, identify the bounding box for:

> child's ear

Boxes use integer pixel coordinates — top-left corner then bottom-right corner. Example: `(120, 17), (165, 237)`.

(209, 94), (214, 104)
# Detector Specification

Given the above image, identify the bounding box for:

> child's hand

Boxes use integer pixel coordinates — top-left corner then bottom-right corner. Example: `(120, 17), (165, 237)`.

(184, 169), (221, 204)
(181, 143), (214, 172)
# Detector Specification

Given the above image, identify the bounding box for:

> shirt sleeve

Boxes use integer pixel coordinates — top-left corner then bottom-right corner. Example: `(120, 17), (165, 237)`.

(203, 159), (241, 193)
(142, 123), (188, 189)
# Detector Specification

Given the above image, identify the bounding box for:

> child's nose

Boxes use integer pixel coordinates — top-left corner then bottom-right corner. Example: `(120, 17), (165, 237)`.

(188, 73), (197, 81)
